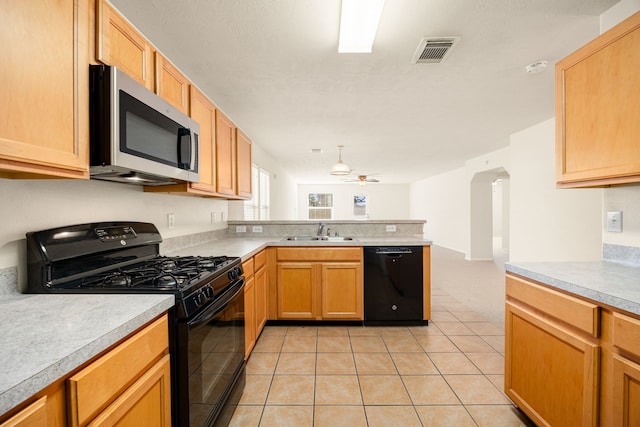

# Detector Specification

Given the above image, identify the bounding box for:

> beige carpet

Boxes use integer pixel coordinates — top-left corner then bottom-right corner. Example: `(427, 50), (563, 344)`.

(430, 245), (507, 327)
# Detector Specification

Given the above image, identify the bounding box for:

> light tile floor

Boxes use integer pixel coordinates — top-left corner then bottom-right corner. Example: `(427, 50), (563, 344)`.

(229, 285), (535, 427)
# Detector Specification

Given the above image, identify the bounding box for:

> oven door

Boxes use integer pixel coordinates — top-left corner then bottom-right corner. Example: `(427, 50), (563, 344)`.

(175, 278), (245, 427)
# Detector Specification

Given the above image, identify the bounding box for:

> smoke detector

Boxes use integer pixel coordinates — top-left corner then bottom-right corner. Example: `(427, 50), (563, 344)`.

(525, 60), (548, 74)
(410, 37), (460, 64)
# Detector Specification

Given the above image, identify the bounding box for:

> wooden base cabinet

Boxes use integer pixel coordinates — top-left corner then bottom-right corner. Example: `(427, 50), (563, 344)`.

(275, 248), (363, 321)
(67, 315), (171, 426)
(612, 354), (640, 426)
(505, 302), (599, 426)
(244, 250), (268, 359)
(0, 314), (170, 427)
(506, 273), (640, 426)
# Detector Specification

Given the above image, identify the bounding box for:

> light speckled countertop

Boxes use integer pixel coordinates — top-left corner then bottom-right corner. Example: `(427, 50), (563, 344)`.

(167, 236), (432, 259)
(0, 293), (174, 415)
(506, 261), (640, 316)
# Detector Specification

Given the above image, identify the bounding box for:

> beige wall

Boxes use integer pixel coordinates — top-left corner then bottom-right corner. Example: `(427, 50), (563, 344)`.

(0, 179), (229, 269)
(599, 0), (640, 249)
(297, 184), (410, 220)
(508, 119), (602, 261)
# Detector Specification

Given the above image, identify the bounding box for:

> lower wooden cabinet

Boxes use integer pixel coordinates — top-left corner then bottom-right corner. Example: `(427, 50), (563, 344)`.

(67, 314), (171, 426)
(275, 248), (363, 321)
(86, 355), (171, 427)
(244, 250), (268, 359)
(505, 301), (599, 426)
(506, 273), (640, 427)
(612, 354), (640, 426)
(0, 314), (170, 427)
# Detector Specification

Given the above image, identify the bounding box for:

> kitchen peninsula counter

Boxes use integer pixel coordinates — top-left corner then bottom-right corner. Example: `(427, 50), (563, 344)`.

(506, 261), (640, 316)
(0, 293), (174, 416)
(167, 236), (433, 260)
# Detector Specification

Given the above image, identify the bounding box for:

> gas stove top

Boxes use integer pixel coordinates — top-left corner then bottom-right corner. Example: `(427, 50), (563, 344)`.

(26, 221), (243, 318)
(67, 255), (236, 291)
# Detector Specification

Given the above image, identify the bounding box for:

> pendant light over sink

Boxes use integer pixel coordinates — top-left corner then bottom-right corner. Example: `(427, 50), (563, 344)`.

(330, 145), (351, 176)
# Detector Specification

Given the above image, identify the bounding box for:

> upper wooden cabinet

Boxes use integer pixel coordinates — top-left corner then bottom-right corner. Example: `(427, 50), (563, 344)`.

(216, 110), (237, 196)
(0, 0), (89, 179)
(556, 11), (640, 188)
(155, 53), (190, 115)
(189, 86), (217, 193)
(96, 0), (154, 90)
(236, 129), (253, 199)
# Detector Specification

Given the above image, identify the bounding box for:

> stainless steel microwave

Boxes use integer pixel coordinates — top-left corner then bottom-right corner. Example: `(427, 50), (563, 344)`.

(89, 65), (199, 185)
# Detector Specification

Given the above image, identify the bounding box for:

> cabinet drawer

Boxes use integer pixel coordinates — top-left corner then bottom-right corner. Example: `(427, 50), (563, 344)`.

(67, 315), (169, 426)
(506, 274), (599, 336)
(277, 247), (362, 262)
(254, 250), (266, 271)
(613, 312), (640, 356)
(242, 258), (254, 278)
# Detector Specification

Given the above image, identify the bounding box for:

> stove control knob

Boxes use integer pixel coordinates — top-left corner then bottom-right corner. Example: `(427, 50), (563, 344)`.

(204, 286), (214, 298)
(228, 269), (237, 280)
(194, 291), (205, 307)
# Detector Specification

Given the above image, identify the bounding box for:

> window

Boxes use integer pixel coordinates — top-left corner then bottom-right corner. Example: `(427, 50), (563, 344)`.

(244, 164), (270, 220)
(308, 193), (333, 220)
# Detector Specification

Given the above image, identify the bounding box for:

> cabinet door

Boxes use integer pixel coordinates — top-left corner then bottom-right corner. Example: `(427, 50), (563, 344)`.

(96, 0), (154, 90)
(236, 129), (252, 199)
(277, 263), (318, 320)
(244, 276), (256, 359)
(155, 53), (189, 115)
(255, 264), (268, 334)
(505, 302), (599, 426)
(556, 12), (640, 187)
(88, 354), (172, 427)
(321, 262), (363, 320)
(0, 397), (47, 427)
(189, 86), (216, 192)
(215, 111), (237, 196)
(612, 354), (640, 427)
(0, 0), (89, 179)
(68, 315), (169, 426)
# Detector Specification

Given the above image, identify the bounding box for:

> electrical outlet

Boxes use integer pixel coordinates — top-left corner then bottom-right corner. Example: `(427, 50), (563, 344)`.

(252, 226), (263, 233)
(236, 225), (246, 233)
(607, 211), (623, 232)
(210, 212), (216, 224)
(167, 213), (175, 230)
(220, 212), (225, 222)
(386, 224), (396, 232)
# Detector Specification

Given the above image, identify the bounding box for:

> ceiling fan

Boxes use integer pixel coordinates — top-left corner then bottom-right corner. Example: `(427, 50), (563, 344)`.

(343, 174), (380, 185)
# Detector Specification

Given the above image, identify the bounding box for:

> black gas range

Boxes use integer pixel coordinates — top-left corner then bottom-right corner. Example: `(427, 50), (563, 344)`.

(26, 221), (246, 427)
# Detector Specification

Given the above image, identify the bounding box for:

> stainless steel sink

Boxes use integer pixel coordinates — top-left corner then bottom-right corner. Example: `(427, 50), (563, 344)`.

(283, 236), (355, 241)
(319, 236), (355, 241)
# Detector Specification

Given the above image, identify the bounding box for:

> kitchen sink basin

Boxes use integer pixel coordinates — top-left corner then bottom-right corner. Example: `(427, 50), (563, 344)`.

(284, 236), (319, 241)
(320, 236), (355, 241)
(283, 236), (355, 241)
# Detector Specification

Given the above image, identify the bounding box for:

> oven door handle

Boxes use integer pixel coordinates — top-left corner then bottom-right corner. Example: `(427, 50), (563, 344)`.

(188, 278), (245, 328)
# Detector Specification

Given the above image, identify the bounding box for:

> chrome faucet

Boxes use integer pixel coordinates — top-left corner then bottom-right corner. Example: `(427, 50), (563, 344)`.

(317, 222), (325, 237)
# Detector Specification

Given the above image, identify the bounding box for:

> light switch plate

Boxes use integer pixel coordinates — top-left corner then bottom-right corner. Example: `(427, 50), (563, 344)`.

(607, 211), (622, 232)
(236, 225), (246, 233)
(252, 226), (263, 233)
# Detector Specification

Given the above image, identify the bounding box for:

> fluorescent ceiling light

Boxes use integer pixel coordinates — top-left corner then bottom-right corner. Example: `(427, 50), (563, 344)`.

(338, 0), (385, 53)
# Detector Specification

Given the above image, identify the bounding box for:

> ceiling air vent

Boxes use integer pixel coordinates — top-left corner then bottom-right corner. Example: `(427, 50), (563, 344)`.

(410, 37), (460, 64)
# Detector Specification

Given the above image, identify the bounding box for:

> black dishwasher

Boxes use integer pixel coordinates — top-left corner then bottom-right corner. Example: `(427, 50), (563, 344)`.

(364, 246), (425, 325)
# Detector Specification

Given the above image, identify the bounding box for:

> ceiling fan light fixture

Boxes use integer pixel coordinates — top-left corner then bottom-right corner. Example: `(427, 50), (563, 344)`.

(330, 145), (351, 176)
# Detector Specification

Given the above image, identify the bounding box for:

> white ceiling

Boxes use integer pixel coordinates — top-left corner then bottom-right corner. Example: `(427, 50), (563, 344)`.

(111, 0), (619, 184)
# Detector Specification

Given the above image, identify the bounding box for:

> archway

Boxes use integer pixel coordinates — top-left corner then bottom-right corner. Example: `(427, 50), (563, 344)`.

(469, 168), (510, 261)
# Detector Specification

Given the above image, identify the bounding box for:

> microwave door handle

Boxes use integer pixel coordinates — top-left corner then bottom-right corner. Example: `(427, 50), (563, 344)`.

(177, 128), (191, 169)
